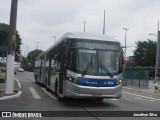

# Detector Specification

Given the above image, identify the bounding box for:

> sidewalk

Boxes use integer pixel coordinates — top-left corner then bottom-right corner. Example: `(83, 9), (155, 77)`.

(123, 80), (160, 95)
(0, 79), (22, 100)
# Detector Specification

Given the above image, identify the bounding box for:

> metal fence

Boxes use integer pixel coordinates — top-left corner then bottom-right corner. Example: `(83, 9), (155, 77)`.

(123, 70), (149, 88)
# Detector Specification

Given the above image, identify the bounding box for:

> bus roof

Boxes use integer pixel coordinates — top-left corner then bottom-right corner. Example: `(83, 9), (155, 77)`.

(36, 32), (120, 59)
(63, 32), (119, 42)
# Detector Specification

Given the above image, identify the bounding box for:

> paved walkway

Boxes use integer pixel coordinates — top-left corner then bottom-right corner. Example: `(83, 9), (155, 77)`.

(123, 80), (160, 95)
(0, 79), (21, 100)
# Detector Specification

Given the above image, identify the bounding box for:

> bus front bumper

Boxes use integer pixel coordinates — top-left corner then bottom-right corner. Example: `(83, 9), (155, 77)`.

(64, 81), (122, 99)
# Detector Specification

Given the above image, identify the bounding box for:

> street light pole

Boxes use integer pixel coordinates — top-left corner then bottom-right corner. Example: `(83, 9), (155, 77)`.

(103, 9), (105, 35)
(123, 28), (129, 84)
(149, 21), (160, 78)
(84, 21), (86, 32)
(5, 0), (18, 94)
(34, 41), (40, 50)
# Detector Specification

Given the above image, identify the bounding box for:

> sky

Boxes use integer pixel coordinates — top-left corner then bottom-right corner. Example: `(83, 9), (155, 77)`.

(0, 0), (160, 57)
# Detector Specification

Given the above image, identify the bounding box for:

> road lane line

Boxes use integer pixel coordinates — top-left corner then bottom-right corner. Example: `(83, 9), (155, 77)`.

(29, 87), (41, 99)
(15, 79), (21, 89)
(41, 88), (57, 100)
(149, 100), (156, 102)
(123, 91), (160, 102)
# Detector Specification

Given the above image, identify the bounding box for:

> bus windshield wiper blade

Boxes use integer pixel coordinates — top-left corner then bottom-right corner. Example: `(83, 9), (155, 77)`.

(82, 62), (91, 77)
(101, 65), (113, 78)
(99, 58), (113, 78)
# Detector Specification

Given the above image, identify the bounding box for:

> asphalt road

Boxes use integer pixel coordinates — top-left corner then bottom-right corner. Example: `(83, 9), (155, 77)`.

(0, 72), (160, 120)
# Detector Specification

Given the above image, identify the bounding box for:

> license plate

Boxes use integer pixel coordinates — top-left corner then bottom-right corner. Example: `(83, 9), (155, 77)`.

(92, 93), (102, 97)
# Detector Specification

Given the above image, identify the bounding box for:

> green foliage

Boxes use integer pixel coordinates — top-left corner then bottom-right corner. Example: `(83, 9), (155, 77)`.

(27, 49), (43, 61)
(21, 57), (32, 68)
(0, 23), (22, 61)
(133, 39), (156, 67)
(21, 49), (43, 67)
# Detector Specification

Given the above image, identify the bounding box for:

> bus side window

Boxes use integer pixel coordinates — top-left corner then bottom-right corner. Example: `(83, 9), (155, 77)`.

(51, 59), (54, 74)
(54, 60), (60, 72)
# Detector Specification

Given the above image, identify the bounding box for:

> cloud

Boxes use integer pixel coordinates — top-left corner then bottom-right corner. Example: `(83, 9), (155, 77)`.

(0, 0), (160, 57)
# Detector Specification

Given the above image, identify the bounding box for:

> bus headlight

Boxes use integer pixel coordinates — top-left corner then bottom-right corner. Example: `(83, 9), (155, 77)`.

(117, 78), (123, 85)
(67, 75), (79, 85)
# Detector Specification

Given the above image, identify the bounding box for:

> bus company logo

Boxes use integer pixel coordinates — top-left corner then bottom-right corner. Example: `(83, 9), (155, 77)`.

(2, 112), (11, 117)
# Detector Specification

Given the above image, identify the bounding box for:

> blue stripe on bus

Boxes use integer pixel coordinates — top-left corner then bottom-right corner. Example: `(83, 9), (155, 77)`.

(77, 77), (117, 87)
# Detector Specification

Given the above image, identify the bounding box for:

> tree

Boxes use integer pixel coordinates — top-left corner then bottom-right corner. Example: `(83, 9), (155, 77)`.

(133, 39), (156, 66)
(27, 49), (43, 61)
(21, 49), (43, 67)
(0, 23), (22, 61)
(21, 49), (43, 68)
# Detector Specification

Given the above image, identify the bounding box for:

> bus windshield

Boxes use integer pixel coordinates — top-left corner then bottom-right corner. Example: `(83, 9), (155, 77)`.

(78, 49), (120, 75)
(69, 49), (120, 76)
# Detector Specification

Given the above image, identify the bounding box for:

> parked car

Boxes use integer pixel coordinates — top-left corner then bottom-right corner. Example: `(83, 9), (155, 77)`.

(17, 68), (24, 72)
(1, 67), (6, 72)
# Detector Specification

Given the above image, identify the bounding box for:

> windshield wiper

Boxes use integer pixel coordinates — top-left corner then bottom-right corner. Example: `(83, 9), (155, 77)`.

(99, 58), (113, 78)
(82, 62), (91, 77)
(101, 65), (113, 78)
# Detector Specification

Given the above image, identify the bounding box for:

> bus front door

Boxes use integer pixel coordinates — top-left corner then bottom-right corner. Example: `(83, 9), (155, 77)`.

(59, 46), (66, 95)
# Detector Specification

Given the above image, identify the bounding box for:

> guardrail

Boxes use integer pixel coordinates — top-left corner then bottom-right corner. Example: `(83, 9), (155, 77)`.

(122, 70), (149, 88)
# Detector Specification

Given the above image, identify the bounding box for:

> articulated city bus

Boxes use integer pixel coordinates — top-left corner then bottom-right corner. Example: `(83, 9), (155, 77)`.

(34, 32), (123, 101)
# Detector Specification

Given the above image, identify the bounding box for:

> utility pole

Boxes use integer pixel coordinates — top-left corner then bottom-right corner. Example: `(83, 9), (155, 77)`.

(27, 46), (28, 57)
(155, 21), (160, 78)
(34, 41), (40, 50)
(84, 21), (86, 32)
(123, 28), (129, 85)
(5, 0), (18, 94)
(103, 9), (105, 35)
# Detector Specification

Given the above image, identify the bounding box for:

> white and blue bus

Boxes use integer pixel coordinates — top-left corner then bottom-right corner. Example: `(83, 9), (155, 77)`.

(34, 32), (123, 101)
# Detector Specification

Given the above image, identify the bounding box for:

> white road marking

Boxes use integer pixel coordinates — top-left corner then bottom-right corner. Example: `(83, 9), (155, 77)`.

(29, 87), (41, 99)
(15, 79), (21, 89)
(149, 100), (156, 102)
(123, 91), (160, 102)
(41, 88), (57, 100)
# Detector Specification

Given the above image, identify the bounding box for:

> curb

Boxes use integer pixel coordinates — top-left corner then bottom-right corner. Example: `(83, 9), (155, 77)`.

(0, 79), (22, 100)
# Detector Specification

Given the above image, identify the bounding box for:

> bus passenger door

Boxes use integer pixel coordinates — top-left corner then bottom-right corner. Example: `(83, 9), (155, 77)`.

(59, 46), (67, 95)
